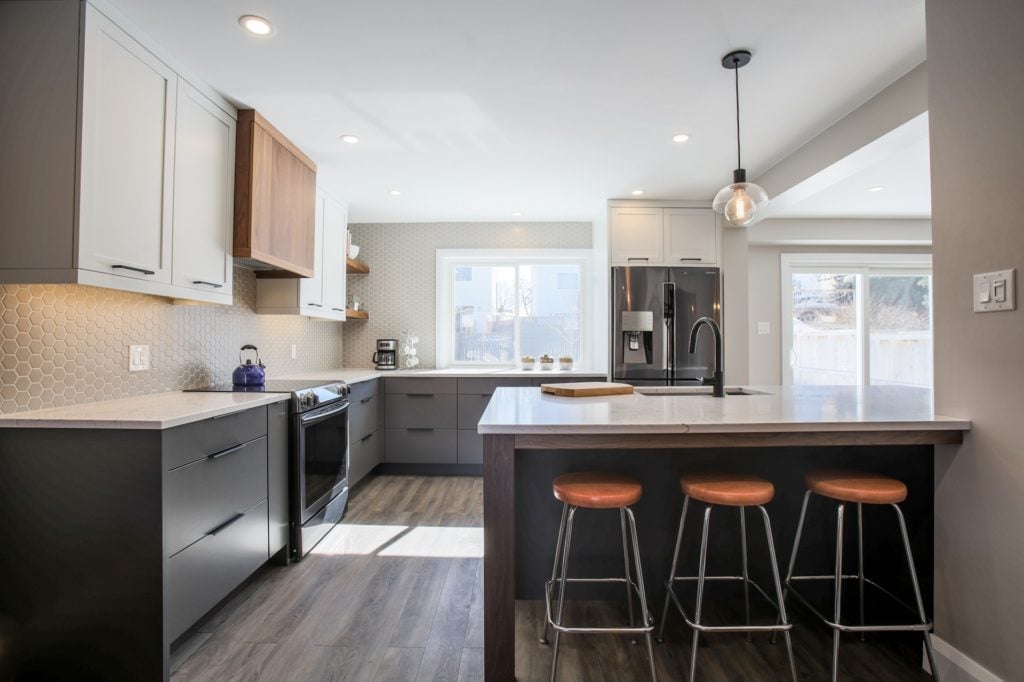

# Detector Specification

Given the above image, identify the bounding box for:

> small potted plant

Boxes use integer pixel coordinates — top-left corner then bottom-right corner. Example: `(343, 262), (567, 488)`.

(559, 355), (574, 371)
(520, 354), (536, 370)
(539, 353), (555, 370)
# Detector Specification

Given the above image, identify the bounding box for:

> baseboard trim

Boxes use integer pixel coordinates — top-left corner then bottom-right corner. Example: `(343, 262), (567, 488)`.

(926, 636), (1004, 682)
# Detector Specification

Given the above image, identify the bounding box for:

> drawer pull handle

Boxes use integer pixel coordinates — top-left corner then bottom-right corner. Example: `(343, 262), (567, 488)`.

(112, 264), (155, 275)
(332, 307), (345, 312)
(408, 428), (435, 432)
(307, 302), (322, 307)
(360, 396), (374, 404)
(360, 433), (374, 442)
(480, 393), (492, 397)
(193, 280), (224, 288)
(627, 257), (650, 262)
(206, 512), (246, 536)
(407, 393), (433, 397)
(208, 442), (246, 460)
(678, 258), (702, 262)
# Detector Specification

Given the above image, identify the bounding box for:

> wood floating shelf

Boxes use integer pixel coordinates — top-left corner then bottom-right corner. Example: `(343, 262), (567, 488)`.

(346, 309), (369, 319)
(346, 257), (370, 274)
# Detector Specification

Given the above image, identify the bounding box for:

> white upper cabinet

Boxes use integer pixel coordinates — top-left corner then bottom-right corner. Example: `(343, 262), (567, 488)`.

(171, 81), (235, 299)
(299, 191), (327, 311)
(609, 204), (719, 266)
(321, 193), (348, 318)
(78, 4), (176, 284)
(664, 208), (717, 264)
(609, 207), (663, 264)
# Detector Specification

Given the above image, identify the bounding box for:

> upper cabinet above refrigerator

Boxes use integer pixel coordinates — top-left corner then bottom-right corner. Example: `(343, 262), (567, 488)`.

(609, 204), (719, 266)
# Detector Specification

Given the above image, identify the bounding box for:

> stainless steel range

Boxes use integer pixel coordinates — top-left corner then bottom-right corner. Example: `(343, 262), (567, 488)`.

(187, 379), (351, 560)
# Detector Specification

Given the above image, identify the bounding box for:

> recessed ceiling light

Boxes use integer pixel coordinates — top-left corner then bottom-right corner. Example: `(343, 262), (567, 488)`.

(631, 189), (645, 196)
(239, 15), (274, 36)
(868, 185), (886, 192)
(388, 189), (402, 196)
(340, 135), (360, 144)
(672, 133), (691, 143)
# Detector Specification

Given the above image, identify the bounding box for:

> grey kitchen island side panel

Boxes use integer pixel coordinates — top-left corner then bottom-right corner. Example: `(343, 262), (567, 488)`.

(267, 400), (289, 557)
(0, 427), (166, 680)
(164, 436), (268, 557)
(384, 428), (458, 464)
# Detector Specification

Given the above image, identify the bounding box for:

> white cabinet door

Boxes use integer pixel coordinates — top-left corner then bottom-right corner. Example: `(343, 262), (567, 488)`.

(610, 207), (663, 264)
(321, 193), (348, 319)
(171, 81), (235, 297)
(299, 190), (325, 311)
(78, 4), (175, 284)
(664, 208), (717, 265)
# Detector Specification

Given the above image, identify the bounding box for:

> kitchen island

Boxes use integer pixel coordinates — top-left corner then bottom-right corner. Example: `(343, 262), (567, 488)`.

(477, 385), (970, 681)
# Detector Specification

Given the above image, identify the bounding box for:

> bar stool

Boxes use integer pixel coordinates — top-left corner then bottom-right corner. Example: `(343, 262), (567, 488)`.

(541, 471), (657, 682)
(657, 472), (797, 682)
(776, 469), (939, 681)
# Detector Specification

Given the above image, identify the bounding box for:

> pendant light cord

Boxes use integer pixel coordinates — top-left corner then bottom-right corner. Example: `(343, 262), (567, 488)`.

(734, 56), (742, 169)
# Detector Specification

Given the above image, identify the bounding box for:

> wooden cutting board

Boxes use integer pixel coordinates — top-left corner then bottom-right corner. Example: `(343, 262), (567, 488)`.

(540, 382), (634, 397)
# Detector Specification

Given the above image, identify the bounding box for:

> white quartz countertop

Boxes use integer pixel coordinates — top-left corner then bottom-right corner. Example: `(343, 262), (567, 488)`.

(477, 385), (971, 434)
(0, 391), (290, 430)
(276, 367), (607, 384)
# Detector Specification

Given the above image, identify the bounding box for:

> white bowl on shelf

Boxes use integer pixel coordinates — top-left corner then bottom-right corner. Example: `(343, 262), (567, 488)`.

(349, 245), (360, 259)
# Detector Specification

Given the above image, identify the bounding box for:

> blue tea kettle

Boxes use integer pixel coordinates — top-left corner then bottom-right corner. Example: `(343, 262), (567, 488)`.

(232, 344), (266, 386)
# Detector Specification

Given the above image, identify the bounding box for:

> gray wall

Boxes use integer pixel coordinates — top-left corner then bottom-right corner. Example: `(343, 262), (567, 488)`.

(927, 0), (1024, 677)
(342, 222), (592, 368)
(0, 268), (345, 414)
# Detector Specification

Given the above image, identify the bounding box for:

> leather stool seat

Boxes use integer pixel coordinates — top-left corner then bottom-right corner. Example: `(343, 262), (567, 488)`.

(679, 472), (775, 507)
(553, 471), (642, 509)
(804, 469), (908, 505)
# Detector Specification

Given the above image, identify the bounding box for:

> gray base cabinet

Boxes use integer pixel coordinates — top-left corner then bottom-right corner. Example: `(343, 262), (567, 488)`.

(0, 402), (288, 681)
(348, 379), (382, 486)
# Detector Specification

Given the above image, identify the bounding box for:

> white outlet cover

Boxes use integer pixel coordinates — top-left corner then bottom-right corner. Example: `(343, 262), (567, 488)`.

(757, 321), (771, 336)
(129, 344), (150, 372)
(973, 269), (1016, 313)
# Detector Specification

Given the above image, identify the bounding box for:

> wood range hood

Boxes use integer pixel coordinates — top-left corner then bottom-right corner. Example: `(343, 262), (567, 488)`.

(233, 110), (317, 277)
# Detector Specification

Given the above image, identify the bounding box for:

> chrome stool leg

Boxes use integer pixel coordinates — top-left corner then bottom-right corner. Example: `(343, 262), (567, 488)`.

(621, 508), (638, 644)
(831, 503), (846, 682)
(550, 506), (577, 682)
(893, 503), (940, 681)
(773, 489), (812, 644)
(857, 502), (866, 642)
(541, 504), (569, 645)
(624, 507), (658, 682)
(658, 495), (689, 643)
(740, 505), (751, 642)
(757, 505), (798, 682)
(689, 506), (713, 682)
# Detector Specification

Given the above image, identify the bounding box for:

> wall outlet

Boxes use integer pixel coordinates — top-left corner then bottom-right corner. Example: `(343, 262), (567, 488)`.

(129, 345), (150, 372)
(757, 321), (771, 336)
(291, 344), (297, 360)
(973, 269), (1016, 312)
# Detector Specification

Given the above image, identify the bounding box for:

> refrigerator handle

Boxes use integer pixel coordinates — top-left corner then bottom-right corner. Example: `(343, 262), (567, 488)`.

(663, 281), (675, 382)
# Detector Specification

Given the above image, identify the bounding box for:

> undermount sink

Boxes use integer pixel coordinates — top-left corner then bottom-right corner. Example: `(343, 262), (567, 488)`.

(635, 387), (764, 396)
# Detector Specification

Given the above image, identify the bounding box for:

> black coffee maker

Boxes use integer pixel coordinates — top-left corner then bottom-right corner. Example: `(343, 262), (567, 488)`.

(374, 339), (397, 370)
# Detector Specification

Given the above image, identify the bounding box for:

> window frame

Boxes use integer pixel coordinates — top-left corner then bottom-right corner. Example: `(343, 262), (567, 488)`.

(780, 252), (933, 387)
(435, 249), (592, 368)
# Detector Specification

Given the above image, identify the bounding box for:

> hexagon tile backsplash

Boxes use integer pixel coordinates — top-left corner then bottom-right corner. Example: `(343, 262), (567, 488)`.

(0, 268), (344, 414)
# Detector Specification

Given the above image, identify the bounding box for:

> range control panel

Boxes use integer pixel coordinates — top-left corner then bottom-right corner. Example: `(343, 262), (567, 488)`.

(974, 268), (1016, 313)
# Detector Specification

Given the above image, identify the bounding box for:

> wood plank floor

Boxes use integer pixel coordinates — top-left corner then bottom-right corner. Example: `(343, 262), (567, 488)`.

(172, 475), (932, 681)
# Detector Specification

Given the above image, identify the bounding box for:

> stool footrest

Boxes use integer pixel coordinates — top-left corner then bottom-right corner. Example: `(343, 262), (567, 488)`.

(544, 578), (655, 635)
(784, 577), (934, 633)
(664, 577), (793, 634)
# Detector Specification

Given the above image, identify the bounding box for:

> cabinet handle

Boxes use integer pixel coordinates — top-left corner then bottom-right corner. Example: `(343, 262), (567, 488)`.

(332, 308), (345, 312)
(208, 442), (246, 459)
(406, 393), (433, 397)
(206, 512), (246, 536)
(112, 264), (155, 275)
(360, 433), (374, 442)
(480, 394), (492, 397)
(678, 258), (702, 262)
(408, 427), (435, 432)
(360, 396), (374, 404)
(307, 303), (322, 307)
(627, 257), (650, 262)
(193, 280), (224, 288)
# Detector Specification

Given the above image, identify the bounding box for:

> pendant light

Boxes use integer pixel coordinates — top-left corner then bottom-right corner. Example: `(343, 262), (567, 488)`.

(712, 50), (769, 227)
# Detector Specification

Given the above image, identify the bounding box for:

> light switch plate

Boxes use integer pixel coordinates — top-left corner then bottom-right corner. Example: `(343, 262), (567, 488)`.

(757, 321), (771, 335)
(974, 269), (1016, 313)
(129, 344), (150, 372)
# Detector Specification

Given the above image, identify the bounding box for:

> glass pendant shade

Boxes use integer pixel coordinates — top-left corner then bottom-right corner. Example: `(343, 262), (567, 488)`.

(713, 177), (769, 227)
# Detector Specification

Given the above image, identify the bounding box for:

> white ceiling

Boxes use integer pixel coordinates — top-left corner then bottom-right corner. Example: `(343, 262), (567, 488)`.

(108, 0), (927, 223)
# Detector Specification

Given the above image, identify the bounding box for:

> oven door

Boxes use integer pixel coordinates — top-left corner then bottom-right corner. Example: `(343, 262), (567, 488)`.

(294, 400), (349, 524)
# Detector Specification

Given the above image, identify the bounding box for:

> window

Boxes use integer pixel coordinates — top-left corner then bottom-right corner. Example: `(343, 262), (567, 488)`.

(436, 250), (591, 367)
(781, 253), (933, 388)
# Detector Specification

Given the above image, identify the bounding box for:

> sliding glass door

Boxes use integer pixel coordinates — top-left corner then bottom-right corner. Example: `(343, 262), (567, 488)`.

(782, 254), (932, 388)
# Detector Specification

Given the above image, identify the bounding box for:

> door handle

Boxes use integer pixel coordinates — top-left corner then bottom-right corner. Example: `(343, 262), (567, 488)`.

(112, 264), (155, 275)
(193, 280), (224, 288)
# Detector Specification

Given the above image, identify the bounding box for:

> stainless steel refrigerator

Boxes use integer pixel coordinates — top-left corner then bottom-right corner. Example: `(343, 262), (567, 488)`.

(611, 266), (722, 385)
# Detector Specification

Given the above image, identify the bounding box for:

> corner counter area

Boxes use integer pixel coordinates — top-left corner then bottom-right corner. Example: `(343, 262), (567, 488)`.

(478, 385), (970, 681)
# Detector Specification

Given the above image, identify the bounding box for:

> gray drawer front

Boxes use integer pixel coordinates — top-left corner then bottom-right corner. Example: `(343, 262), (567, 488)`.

(457, 430), (483, 465)
(457, 377), (531, 395)
(349, 430), (381, 486)
(384, 394), (457, 429)
(349, 378), (379, 403)
(163, 406), (268, 470)
(458, 394), (494, 430)
(385, 377), (457, 395)
(165, 436), (268, 557)
(166, 499), (269, 641)
(350, 392), (380, 443)
(384, 428), (457, 464)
